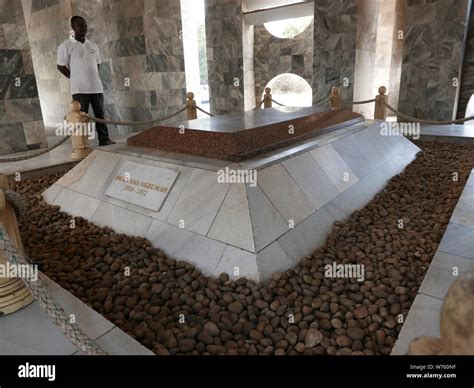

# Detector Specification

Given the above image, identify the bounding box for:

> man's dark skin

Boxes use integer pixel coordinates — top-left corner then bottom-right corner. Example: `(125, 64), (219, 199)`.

(57, 18), (99, 78)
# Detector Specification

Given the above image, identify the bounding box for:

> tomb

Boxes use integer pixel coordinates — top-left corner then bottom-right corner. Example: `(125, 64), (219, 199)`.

(43, 107), (419, 281)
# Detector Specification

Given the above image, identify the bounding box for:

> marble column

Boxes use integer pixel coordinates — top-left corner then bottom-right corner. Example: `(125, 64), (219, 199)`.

(353, 0), (406, 119)
(204, 0), (245, 115)
(353, 0), (379, 118)
(458, 2), (474, 119)
(312, 0), (358, 108)
(0, 0), (45, 155)
(398, 0), (470, 121)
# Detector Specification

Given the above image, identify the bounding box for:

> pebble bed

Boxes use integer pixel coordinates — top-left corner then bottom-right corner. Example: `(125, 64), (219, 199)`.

(15, 141), (474, 356)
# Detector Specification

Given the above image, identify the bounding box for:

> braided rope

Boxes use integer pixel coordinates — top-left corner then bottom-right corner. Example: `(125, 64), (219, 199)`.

(3, 190), (26, 218)
(0, 224), (107, 355)
(271, 99), (284, 107)
(88, 106), (187, 126)
(0, 136), (70, 163)
(383, 101), (474, 124)
(253, 99), (265, 110)
(195, 105), (215, 117)
(352, 98), (377, 105)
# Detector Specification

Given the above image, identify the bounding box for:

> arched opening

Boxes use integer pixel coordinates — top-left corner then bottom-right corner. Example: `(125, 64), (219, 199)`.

(263, 15), (313, 39)
(263, 73), (312, 107)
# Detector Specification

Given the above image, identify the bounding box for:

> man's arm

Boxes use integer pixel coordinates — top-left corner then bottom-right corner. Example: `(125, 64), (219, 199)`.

(57, 65), (70, 78)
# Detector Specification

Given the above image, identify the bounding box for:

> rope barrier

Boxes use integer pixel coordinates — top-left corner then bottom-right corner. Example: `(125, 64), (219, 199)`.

(0, 106), (186, 163)
(0, 135), (71, 163)
(195, 105), (215, 117)
(3, 190), (25, 217)
(253, 100), (265, 110)
(382, 101), (474, 124)
(0, 221), (107, 355)
(352, 98), (377, 105)
(88, 106), (187, 126)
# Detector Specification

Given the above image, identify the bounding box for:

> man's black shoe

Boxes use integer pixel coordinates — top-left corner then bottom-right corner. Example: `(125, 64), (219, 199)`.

(99, 140), (116, 146)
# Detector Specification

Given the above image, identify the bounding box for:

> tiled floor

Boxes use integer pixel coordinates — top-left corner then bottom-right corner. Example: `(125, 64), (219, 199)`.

(420, 124), (474, 143)
(391, 169), (474, 355)
(0, 273), (153, 355)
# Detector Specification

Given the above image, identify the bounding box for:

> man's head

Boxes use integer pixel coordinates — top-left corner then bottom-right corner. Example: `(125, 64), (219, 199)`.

(71, 16), (87, 40)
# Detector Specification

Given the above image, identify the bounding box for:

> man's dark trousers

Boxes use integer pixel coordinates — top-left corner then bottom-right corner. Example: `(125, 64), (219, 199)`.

(72, 93), (110, 144)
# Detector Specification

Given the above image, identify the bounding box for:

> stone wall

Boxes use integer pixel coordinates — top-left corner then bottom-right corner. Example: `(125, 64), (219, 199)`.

(353, 0), (379, 118)
(353, 0), (406, 118)
(398, 0), (469, 121)
(23, 0), (186, 136)
(458, 3), (474, 119)
(312, 0), (358, 108)
(254, 21), (313, 104)
(387, 0), (406, 110)
(0, 0), (45, 155)
(205, 0), (245, 115)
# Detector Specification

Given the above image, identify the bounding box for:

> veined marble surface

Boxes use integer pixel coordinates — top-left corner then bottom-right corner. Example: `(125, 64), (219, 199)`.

(43, 120), (420, 281)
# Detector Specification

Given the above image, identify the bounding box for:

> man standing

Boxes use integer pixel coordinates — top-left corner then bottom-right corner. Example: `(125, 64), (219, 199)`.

(57, 16), (115, 146)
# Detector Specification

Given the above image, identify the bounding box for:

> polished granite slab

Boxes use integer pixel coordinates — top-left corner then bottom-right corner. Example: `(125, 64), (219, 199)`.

(128, 107), (364, 161)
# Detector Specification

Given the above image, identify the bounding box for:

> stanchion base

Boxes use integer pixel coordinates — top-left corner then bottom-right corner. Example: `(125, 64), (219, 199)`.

(0, 278), (34, 315)
(70, 148), (92, 160)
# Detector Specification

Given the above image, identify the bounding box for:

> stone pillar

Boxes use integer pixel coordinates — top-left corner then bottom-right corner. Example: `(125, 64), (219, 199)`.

(353, 0), (379, 118)
(458, 3), (474, 119)
(205, 0), (245, 115)
(312, 0), (358, 109)
(0, 0), (46, 155)
(398, 0), (470, 121)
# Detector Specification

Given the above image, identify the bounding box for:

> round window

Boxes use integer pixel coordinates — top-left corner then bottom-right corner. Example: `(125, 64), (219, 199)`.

(264, 73), (312, 107)
(264, 15), (313, 39)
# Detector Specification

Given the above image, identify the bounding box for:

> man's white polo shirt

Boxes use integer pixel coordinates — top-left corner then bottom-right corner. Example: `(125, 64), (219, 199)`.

(57, 38), (104, 95)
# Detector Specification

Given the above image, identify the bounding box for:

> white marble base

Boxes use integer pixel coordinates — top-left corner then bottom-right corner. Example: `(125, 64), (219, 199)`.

(43, 121), (420, 281)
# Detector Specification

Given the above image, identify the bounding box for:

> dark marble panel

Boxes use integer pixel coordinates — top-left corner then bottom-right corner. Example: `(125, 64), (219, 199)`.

(0, 76), (38, 100)
(400, 0), (469, 120)
(145, 54), (185, 72)
(118, 16), (144, 38)
(99, 60), (113, 91)
(0, 123), (27, 155)
(458, 3), (474, 118)
(0, 0), (15, 24)
(0, 49), (24, 76)
(106, 35), (146, 57)
(0, 75), (9, 100)
(30, 98), (43, 121)
(31, 0), (60, 12)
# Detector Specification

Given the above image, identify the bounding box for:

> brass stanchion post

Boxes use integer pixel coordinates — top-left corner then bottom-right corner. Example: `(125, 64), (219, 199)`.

(68, 101), (92, 160)
(0, 174), (34, 315)
(186, 92), (198, 120)
(330, 86), (342, 110)
(263, 87), (273, 109)
(374, 86), (388, 120)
